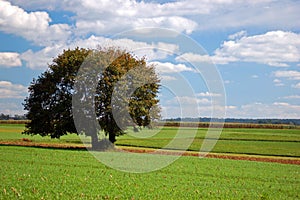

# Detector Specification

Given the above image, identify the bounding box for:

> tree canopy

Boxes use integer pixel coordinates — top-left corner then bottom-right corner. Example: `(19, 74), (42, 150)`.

(23, 47), (160, 149)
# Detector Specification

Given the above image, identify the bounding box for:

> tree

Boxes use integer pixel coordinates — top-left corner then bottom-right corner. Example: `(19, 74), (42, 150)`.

(23, 47), (160, 149)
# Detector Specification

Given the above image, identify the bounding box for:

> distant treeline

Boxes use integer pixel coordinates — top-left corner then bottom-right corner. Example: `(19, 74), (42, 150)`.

(1, 113), (299, 127)
(156, 121), (299, 129)
(0, 113), (27, 120)
(164, 117), (300, 126)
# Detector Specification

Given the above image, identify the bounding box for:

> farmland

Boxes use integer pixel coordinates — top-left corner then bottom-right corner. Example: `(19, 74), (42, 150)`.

(116, 127), (300, 157)
(1, 145), (300, 199)
(1, 124), (300, 157)
(0, 123), (300, 199)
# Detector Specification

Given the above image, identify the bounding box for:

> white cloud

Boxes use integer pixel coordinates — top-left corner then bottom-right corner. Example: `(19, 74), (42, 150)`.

(167, 96), (211, 105)
(292, 83), (300, 89)
(0, 0), (71, 45)
(196, 92), (221, 97)
(162, 100), (300, 119)
(176, 31), (300, 67)
(228, 30), (247, 40)
(273, 79), (281, 83)
(226, 102), (300, 119)
(0, 81), (27, 99)
(11, 0), (300, 32)
(0, 102), (25, 115)
(0, 52), (22, 67)
(273, 79), (284, 87)
(273, 102), (290, 106)
(20, 35), (179, 70)
(273, 70), (300, 80)
(20, 45), (64, 70)
(214, 31), (300, 66)
(161, 94), (228, 118)
(176, 53), (210, 63)
(251, 75), (259, 79)
(282, 95), (300, 99)
(150, 61), (194, 74)
(3, 1), (299, 70)
(175, 53), (238, 65)
(76, 36), (179, 60)
(195, 0), (300, 31)
(161, 75), (177, 81)
(273, 71), (300, 88)
(64, 0), (199, 35)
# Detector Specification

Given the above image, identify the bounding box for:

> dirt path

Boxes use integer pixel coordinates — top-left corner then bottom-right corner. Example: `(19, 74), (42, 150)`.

(1, 140), (299, 165)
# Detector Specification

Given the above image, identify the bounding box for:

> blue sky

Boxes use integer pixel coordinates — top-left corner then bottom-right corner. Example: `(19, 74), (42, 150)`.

(0, 0), (299, 119)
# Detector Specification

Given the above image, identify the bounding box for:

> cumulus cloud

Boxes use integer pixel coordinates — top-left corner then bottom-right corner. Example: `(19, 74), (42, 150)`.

(64, 0), (199, 35)
(273, 79), (284, 87)
(3, 1), (299, 70)
(161, 98), (300, 118)
(225, 102), (300, 119)
(20, 35), (179, 70)
(0, 0), (71, 45)
(176, 31), (300, 67)
(161, 94), (227, 118)
(273, 70), (300, 80)
(11, 0), (300, 32)
(196, 92), (221, 97)
(0, 52), (22, 67)
(166, 96), (211, 106)
(214, 31), (300, 66)
(272, 70), (300, 88)
(162, 102), (300, 119)
(176, 52), (237, 65)
(150, 61), (194, 74)
(195, 0), (300, 31)
(20, 45), (64, 70)
(161, 75), (177, 81)
(0, 81), (27, 99)
(228, 30), (247, 40)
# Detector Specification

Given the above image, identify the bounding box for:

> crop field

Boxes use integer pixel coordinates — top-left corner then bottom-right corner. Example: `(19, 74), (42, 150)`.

(1, 124), (300, 157)
(117, 127), (300, 157)
(0, 123), (300, 199)
(1, 145), (300, 199)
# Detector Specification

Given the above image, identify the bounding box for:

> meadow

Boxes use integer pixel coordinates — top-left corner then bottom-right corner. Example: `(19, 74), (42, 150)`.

(1, 145), (299, 199)
(0, 123), (300, 199)
(1, 124), (300, 157)
(117, 127), (300, 157)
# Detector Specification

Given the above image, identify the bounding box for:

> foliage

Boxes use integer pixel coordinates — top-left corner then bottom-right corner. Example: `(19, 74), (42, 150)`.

(1, 146), (299, 199)
(23, 48), (90, 139)
(23, 47), (160, 148)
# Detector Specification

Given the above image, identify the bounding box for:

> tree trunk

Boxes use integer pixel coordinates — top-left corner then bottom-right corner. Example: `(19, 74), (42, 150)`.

(91, 133), (99, 150)
(109, 133), (116, 143)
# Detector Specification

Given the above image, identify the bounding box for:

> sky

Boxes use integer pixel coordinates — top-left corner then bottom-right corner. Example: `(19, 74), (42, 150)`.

(0, 0), (299, 119)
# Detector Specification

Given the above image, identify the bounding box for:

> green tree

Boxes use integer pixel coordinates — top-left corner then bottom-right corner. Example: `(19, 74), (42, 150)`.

(23, 47), (160, 149)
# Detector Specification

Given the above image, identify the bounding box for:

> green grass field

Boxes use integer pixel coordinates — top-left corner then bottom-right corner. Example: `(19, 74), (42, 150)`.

(116, 127), (300, 157)
(1, 145), (299, 199)
(0, 124), (300, 199)
(1, 124), (300, 157)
